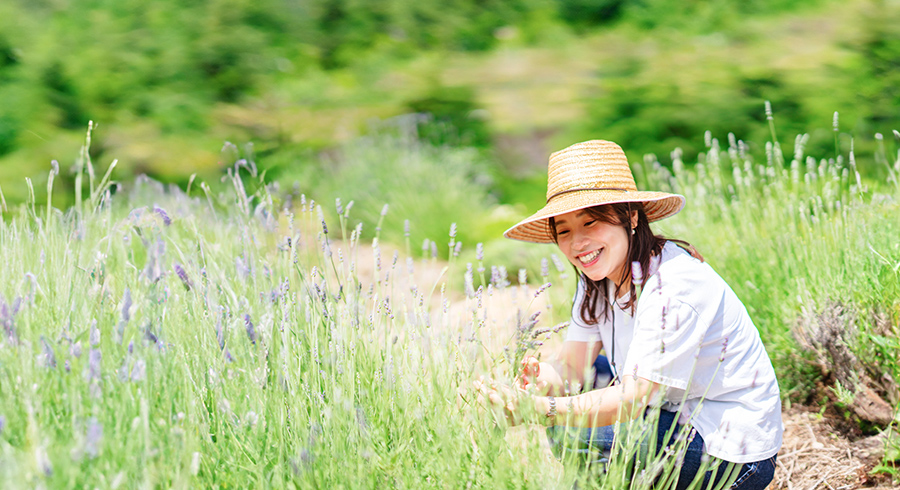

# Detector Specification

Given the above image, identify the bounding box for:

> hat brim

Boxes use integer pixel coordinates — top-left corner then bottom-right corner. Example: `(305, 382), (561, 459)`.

(503, 190), (685, 244)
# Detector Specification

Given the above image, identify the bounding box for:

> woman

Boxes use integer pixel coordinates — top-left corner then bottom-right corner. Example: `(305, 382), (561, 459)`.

(476, 140), (782, 489)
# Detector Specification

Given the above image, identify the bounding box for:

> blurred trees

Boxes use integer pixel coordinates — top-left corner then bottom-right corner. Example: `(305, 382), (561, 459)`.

(0, 0), (896, 200)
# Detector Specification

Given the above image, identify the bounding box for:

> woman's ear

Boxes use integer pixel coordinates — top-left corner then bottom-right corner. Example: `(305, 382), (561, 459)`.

(630, 210), (639, 230)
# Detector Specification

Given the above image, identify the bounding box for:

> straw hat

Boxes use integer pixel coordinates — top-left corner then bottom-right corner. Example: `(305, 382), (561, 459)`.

(504, 140), (684, 243)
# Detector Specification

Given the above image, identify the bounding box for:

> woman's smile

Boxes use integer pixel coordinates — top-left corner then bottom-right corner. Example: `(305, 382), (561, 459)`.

(575, 248), (602, 267)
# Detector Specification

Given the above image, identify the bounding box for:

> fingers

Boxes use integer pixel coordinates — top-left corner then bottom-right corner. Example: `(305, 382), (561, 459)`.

(520, 356), (541, 377)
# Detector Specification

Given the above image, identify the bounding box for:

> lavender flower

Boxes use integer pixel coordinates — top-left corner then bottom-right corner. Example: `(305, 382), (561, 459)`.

(245, 314), (257, 345)
(130, 359), (146, 382)
(40, 337), (57, 369)
(631, 261), (643, 284)
(518, 268), (527, 286)
(174, 263), (192, 291)
(51, 160), (59, 176)
(121, 289), (132, 323)
(143, 325), (158, 345)
(540, 258), (549, 279)
(335, 198), (343, 216)
(235, 256), (251, 280)
(37, 447), (52, 477)
(89, 320), (100, 347)
(0, 415), (5, 436)
(153, 205), (172, 226)
(0, 295), (20, 345)
(534, 282), (552, 298)
(85, 418), (103, 458)
(215, 315), (225, 350)
(88, 349), (102, 381)
(719, 336), (730, 362)
(464, 264), (475, 298)
(70, 341), (82, 359)
(404, 220), (410, 237)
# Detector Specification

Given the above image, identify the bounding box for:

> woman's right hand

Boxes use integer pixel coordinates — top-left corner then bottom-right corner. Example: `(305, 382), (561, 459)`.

(517, 356), (549, 393)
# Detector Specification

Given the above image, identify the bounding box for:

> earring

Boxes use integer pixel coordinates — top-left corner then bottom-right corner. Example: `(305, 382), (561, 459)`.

(631, 228), (635, 235)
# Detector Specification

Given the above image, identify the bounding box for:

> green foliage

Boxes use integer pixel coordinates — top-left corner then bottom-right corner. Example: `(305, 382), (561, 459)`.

(282, 118), (504, 249)
(406, 86), (492, 148)
(851, 0), (900, 135)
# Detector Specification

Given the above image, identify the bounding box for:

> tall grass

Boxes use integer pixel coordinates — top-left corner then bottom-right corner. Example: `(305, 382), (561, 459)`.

(0, 118), (898, 488)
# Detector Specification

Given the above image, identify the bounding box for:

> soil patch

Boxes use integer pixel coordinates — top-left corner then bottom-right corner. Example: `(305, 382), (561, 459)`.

(773, 406), (894, 489)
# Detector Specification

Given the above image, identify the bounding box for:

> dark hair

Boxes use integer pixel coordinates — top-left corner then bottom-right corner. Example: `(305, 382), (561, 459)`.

(549, 202), (703, 325)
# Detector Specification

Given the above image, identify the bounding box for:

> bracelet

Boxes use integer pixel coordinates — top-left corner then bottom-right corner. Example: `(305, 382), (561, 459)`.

(546, 396), (557, 418)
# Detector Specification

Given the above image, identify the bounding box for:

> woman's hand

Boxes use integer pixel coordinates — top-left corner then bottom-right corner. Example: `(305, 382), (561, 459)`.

(517, 356), (546, 392)
(517, 357), (565, 395)
(474, 376), (531, 426)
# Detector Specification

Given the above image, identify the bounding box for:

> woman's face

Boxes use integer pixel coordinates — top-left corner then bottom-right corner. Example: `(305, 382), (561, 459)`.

(554, 208), (631, 284)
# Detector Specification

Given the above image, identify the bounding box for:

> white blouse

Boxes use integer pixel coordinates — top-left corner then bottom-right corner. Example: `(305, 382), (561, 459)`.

(566, 241), (783, 463)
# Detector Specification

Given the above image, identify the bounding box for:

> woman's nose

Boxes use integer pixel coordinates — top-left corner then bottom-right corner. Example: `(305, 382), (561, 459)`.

(572, 228), (590, 249)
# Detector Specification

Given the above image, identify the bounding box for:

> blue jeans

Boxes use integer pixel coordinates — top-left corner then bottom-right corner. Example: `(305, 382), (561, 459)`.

(547, 357), (776, 490)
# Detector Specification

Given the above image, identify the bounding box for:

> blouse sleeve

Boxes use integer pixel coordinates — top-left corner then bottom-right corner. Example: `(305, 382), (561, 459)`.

(565, 278), (601, 343)
(623, 298), (710, 390)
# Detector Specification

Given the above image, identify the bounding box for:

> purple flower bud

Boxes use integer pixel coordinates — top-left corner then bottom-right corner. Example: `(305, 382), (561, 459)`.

(475, 243), (484, 262)
(448, 223), (457, 239)
(380, 204), (389, 217)
(70, 341), (82, 358)
(335, 198), (343, 216)
(631, 261), (643, 284)
(89, 320), (100, 347)
(0, 415), (5, 436)
(153, 205), (172, 226)
(174, 263), (192, 291)
(88, 349), (102, 381)
(40, 337), (57, 369)
(37, 447), (52, 476)
(121, 289), (132, 323)
(131, 359), (146, 382)
(85, 418), (103, 458)
(245, 314), (257, 345)
(403, 220), (410, 237)
(127, 341), (134, 354)
(144, 325), (158, 345)
(541, 258), (549, 278)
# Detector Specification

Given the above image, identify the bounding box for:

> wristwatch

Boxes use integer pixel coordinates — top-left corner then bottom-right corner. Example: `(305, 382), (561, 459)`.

(546, 396), (557, 418)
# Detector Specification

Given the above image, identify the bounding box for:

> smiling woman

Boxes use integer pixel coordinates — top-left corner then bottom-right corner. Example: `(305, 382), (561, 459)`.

(477, 140), (783, 490)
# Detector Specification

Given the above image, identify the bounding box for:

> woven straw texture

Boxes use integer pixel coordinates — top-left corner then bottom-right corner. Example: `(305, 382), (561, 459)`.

(504, 140), (684, 243)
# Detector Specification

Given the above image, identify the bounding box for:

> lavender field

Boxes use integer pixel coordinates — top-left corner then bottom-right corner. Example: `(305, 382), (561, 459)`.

(0, 123), (898, 488)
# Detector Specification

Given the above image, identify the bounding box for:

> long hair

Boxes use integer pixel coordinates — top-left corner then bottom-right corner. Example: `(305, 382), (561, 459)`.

(549, 202), (703, 325)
